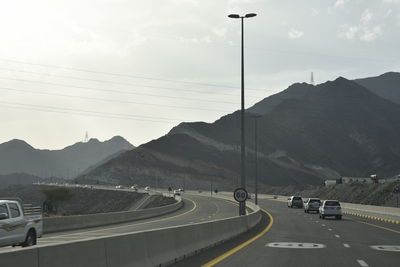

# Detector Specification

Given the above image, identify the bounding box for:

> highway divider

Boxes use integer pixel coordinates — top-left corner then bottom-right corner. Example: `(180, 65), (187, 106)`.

(43, 197), (183, 233)
(1, 197), (261, 267)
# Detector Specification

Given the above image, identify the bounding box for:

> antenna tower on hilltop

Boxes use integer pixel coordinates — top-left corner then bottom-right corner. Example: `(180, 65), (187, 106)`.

(84, 131), (89, 142)
(310, 72), (315, 85)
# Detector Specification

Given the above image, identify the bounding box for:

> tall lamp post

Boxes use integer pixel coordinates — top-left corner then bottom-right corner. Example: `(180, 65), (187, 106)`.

(250, 114), (262, 205)
(228, 13), (257, 216)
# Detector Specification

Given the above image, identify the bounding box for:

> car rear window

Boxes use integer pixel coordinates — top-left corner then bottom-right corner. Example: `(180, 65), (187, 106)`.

(310, 199), (321, 203)
(8, 203), (21, 218)
(325, 201), (340, 206)
(293, 197), (302, 200)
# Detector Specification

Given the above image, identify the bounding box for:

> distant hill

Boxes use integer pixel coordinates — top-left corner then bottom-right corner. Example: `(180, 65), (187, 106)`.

(77, 73), (400, 189)
(354, 72), (400, 104)
(0, 136), (134, 179)
(0, 173), (42, 187)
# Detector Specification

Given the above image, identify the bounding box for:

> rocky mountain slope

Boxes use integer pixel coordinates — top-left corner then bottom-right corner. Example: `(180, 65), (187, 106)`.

(78, 73), (400, 189)
(354, 72), (400, 104)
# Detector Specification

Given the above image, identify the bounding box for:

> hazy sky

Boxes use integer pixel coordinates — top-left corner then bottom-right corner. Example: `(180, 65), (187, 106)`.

(0, 0), (399, 149)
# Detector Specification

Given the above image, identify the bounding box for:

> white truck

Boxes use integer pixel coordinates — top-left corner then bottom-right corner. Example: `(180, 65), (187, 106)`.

(0, 198), (43, 247)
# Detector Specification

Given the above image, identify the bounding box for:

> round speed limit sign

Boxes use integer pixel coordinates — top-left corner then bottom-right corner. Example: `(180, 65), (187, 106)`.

(233, 188), (248, 202)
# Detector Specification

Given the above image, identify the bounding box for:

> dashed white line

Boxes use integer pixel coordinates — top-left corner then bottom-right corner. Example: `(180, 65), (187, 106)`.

(357, 259), (369, 267)
(315, 221), (319, 223)
(321, 224), (326, 226)
(328, 228), (332, 231)
(343, 243), (350, 248)
(335, 234), (340, 238)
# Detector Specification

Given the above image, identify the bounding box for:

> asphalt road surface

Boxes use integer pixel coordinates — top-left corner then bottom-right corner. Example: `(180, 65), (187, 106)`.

(0, 194), (238, 253)
(175, 198), (400, 267)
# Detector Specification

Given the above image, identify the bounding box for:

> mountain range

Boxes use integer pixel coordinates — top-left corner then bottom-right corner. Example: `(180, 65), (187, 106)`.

(0, 136), (134, 179)
(57, 72), (400, 188)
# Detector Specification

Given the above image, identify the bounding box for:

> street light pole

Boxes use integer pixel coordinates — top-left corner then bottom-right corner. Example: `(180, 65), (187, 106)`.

(250, 114), (262, 205)
(228, 13), (257, 216)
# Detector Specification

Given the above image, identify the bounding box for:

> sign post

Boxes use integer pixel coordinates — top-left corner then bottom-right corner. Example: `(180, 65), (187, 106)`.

(234, 187), (248, 215)
(394, 185), (399, 208)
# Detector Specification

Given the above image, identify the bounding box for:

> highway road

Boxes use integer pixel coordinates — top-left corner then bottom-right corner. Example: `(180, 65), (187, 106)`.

(174, 198), (400, 267)
(0, 194), (238, 253)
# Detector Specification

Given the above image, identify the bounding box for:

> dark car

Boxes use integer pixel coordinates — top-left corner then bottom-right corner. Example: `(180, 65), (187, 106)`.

(287, 196), (303, 208)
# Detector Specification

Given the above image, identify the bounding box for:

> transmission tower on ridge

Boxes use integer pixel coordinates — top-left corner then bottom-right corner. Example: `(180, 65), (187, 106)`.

(310, 72), (315, 85)
(84, 131), (89, 142)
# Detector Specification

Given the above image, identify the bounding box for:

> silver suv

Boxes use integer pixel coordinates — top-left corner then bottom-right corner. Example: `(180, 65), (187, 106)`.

(319, 200), (342, 220)
(304, 198), (321, 213)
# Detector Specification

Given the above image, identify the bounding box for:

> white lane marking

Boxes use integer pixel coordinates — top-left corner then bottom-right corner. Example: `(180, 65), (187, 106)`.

(321, 224), (326, 226)
(328, 228), (332, 231)
(335, 234), (340, 238)
(343, 243), (350, 248)
(315, 221), (319, 223)
(357, 259), (369, 267)
(370, 245), (400, 252)
(266, 242), (326, 249)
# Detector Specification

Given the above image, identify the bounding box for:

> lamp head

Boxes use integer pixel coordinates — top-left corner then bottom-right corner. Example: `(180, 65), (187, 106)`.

(228, 14), (240, 19)
(245, 13), (257, 18)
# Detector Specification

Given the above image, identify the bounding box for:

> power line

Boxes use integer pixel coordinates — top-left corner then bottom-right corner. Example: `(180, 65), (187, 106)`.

(0, 58), (267, 92)
(0, 101), (184, 122)
(0, 86), (232, 113)
(0, 103), (175, 123)
(0, 66), (268, 98)
(0, 76), (239, 105)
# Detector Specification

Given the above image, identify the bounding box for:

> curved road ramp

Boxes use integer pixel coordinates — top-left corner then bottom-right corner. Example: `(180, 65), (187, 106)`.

(1, 198), (261, 267)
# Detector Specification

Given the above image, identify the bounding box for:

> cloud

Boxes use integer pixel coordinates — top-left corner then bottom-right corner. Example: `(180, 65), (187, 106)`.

(288, 29), (304, 39)
(212, 27), (227, 38)
(360, 26), (382, 41)
(360, 9), (373, 24)
(338, 8), (382, 42)
(338, 25), (382, 42)
(311, 8), (320, 16)
(179, 35), (212, 44)
(334, 0), (348, 8)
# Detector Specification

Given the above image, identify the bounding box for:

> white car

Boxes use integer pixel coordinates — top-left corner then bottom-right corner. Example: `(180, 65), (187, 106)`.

(319, 200), (342, 220)
(130, 186), (138, 191)
(115, 185), (123, 189)
(173, 190), (181, 196)
(144, 186), (150, 191)
(0, 199), (43, 247)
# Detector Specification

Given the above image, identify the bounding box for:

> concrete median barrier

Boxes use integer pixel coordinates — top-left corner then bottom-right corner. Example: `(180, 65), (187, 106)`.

(43, 198), (183, 233)
(0, 197), (261, 267)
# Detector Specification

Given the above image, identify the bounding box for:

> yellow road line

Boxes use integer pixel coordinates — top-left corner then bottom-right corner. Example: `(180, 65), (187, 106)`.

(348, 218), (400, 234)
(43, 197), (197, 240)
(202, 209), (274, 267)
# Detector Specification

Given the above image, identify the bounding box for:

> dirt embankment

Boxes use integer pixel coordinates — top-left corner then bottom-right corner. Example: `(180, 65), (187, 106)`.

(261, 181), (400, 207)
(0, 184), (174, 215)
